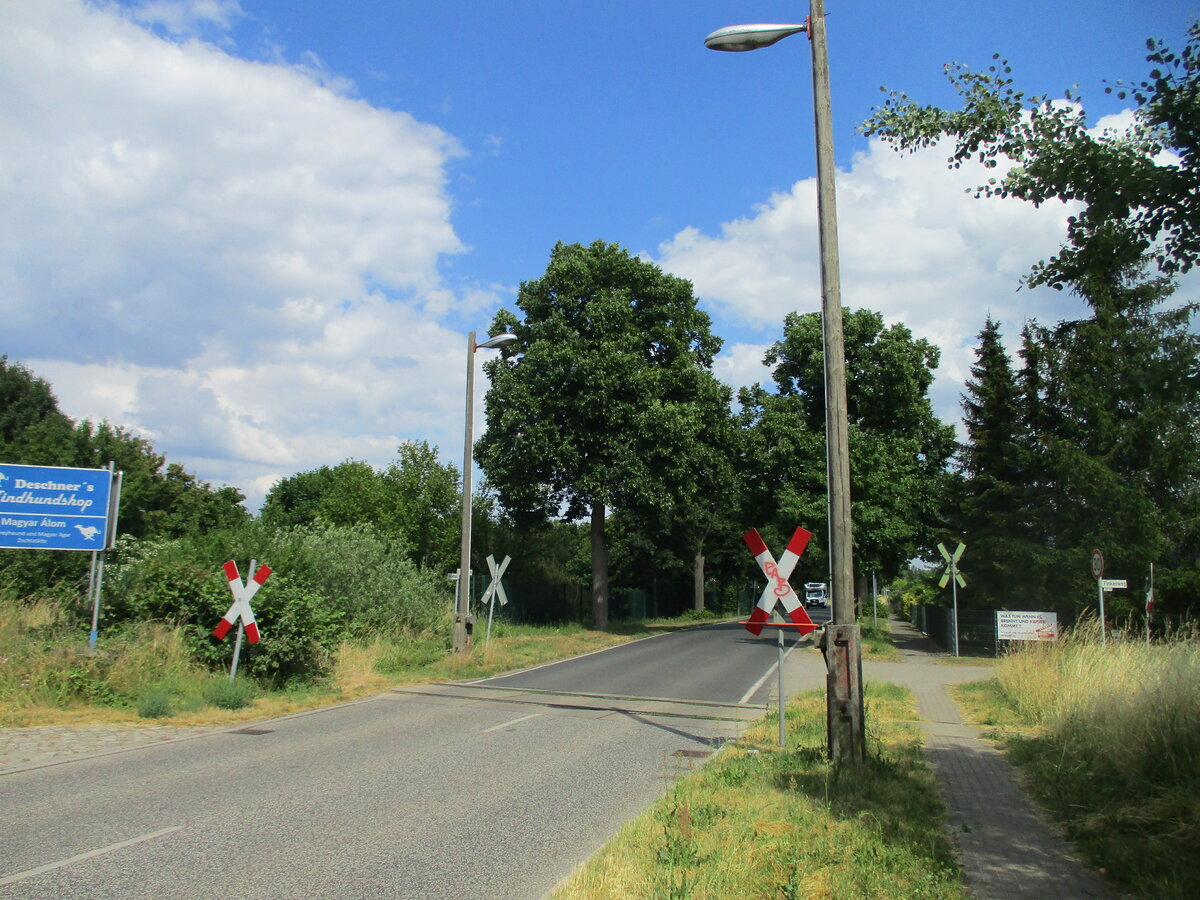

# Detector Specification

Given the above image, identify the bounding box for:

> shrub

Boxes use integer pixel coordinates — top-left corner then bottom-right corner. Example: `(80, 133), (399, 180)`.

(137, 688), (174, 719)
(204, 676), (256, 710)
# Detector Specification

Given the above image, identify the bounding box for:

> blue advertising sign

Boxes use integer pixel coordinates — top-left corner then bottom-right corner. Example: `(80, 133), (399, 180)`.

(0, 464), (114, 551)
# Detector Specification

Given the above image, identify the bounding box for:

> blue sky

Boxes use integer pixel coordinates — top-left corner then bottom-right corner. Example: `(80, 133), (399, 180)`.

(2, 0), (1196, 510)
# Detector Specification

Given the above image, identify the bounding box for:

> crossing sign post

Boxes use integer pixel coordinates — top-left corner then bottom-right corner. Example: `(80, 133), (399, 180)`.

(742, 527), (818, 748)
(481, 554), (511, 649)
(938, 542), (966, 657)
(214, 560), (272, 679)
(1091, 549), (1109, 646)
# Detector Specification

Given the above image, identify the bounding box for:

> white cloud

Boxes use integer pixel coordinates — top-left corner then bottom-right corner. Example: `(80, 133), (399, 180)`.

(712, 342), (773, 395)
(659, 136), (1097, 423)
(1, 0), (482, 509)
(123, 0), (244, 37)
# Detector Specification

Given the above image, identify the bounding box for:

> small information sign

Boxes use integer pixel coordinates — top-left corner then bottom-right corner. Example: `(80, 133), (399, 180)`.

(1101, 578), (1128, 591)
(996, 610), (1059, 642)
(0, 463), (114, 551)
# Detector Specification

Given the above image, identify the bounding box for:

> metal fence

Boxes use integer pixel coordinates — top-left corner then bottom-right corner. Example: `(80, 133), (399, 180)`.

(910, 604), (1082, 656)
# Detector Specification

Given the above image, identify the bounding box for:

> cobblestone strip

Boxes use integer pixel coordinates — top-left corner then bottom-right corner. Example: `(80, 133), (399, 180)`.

(0, 724), (219, 774)
(885, 619), (1118, 899)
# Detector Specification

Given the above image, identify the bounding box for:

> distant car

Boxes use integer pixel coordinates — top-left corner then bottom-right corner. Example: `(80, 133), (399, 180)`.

(803, 582), (827, 607)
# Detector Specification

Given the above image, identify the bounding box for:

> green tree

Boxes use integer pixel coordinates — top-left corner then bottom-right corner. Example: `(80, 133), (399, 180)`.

(0, 357), (79, 465)
(260, 465), (340, 529)
(861, 23), (1200, 289)
(477, 240), (730, 630)
(262, 445), (460, 572)
(380, 441), (460, 573)
(953, 317), (1042, 607)
(1016, 263), (1200, 615)
(0, 358), (249, 596)
(740, 310), (956, 593)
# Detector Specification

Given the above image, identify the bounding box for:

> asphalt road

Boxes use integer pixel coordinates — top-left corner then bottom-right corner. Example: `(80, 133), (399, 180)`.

(0, 616), (828, 899)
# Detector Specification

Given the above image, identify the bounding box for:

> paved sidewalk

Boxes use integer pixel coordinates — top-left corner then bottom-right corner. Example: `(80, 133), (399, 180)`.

(876, 618), (1118, 899)
(0, 723), (220, 774)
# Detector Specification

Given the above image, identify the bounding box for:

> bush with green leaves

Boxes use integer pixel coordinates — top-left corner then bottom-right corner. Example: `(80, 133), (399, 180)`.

(889, 567), (941, 619)
(204, 676), (256, 710)
(104, 520), (452, 682)
(137, 688), (174, 719)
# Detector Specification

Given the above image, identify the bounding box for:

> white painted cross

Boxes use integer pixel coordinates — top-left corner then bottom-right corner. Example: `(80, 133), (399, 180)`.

(743, 527), (818, 636)
(214, 560), (272, 644)
(481, 554), (511, 607)
(482, 554), (511, 649)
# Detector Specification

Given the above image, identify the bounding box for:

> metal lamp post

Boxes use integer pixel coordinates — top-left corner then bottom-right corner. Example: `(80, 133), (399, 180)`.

(706, 2), (864, 762)
(454, 330), (518, 654)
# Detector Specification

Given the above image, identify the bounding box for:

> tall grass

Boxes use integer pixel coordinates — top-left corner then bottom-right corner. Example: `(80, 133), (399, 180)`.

(987, 619), (1199, 897)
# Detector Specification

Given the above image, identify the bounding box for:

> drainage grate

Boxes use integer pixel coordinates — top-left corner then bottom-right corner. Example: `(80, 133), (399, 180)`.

(674, 749), (711, 759)
(232, 727), (273, 735)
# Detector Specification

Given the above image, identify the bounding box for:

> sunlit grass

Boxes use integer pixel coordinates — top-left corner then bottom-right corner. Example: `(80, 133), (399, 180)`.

(0, 597), (673, 727)
(550, 684), (965, 900)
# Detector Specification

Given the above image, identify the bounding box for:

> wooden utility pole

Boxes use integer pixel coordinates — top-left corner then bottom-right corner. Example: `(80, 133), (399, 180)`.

(809, 0), (865, 763)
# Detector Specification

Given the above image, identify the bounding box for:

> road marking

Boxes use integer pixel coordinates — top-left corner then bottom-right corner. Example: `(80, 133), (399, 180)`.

(739, 637), (802, 705)
(0, 826), (183, 887)
(481, 713), (541, 733)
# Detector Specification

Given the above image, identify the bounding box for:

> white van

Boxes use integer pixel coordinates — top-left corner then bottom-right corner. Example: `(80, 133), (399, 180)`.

(804, 582), (827, 607)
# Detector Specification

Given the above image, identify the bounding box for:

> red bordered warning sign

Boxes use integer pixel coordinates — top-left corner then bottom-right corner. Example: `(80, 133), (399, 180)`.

(213, 561), (272, 644)
(742, 527), (818, 636)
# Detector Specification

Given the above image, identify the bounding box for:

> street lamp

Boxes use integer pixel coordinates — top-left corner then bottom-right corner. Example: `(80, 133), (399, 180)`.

(454, 330), (518, 654)
(706, 1), (863, 762)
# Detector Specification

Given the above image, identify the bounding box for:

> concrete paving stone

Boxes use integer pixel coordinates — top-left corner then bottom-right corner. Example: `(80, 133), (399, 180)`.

(0, 724), (219, 774)
(884, 618), (1119, 899)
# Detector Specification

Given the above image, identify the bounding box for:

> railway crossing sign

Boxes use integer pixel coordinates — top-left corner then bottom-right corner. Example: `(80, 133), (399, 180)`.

(214, 560), (272, 644)
(937, 542), (966, 657)
(938, 542), (966, 589)
(482, 554), (511, 648)
(481, 554), (511, 607)
(742, 527), (818, 636)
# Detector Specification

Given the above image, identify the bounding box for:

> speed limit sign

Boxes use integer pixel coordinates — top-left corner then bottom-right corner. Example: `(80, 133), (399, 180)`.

(1091, 549), (1104, 580)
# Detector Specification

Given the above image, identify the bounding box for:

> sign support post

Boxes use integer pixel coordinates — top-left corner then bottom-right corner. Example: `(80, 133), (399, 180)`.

(938, 543), (966, 657)
(1147, 562), (1155, 647)
(1091, 549), (1106, 646)
(229, 559), (257, 680)
(87, 462), (121, 650)
(776, 622), (786, 748)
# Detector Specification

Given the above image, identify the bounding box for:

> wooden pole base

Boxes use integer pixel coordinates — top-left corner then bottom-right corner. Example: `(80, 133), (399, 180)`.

(820, 624), (866, 764)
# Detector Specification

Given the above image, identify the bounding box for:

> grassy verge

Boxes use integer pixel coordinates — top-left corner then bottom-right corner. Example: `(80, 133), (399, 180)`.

(951, 621), (1199, 898)
(860, 615), (899, 660)
(550, 683), (965, 899)
(0, 598), (690, 728)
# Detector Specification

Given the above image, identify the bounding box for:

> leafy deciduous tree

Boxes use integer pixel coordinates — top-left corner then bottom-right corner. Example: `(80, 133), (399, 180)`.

(861, 23), (1200, 289)
(477, 240), (730, 630)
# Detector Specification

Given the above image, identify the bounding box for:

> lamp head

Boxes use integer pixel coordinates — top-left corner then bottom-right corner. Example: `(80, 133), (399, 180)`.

(704, 23), (808, 52)
(476, 333), (518, 351)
